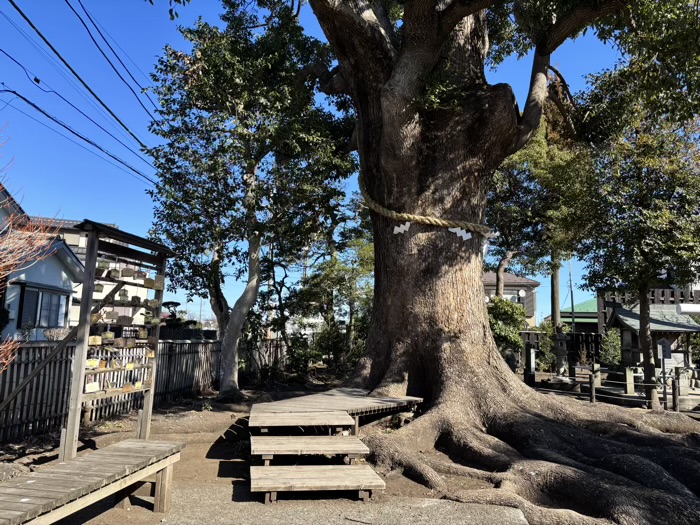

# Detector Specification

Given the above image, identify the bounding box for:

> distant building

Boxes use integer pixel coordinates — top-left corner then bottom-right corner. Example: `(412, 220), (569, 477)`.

(1, 189), (84, 341)
(607, 304), (699, 368)
(482, 272), (540, 327)
(547, 298), (600, 333)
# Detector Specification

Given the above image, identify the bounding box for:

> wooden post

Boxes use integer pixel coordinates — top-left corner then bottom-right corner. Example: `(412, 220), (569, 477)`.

(60, 229), (99, 461)
(353, 415), (360, 436)
(138, 256), (168, 440)
(524, 342), (536, 386)
(592, 362), (601, 387)
(154, 464), (173, 513)
(589, 374), (596, 403)
(672, 378), (680, 412)
(624, 367), (635, 395)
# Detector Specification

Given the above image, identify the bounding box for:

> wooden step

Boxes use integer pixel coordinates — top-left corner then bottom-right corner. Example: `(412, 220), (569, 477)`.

(248, 410), (354, 430)
(250, 436), (369, 460)
(250, 465), (385, 502)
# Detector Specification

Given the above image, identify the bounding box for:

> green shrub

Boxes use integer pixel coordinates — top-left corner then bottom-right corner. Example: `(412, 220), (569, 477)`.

(488, 297), (526, 369)
(600, 328), (622, 367)
(311, 324), (345, 367)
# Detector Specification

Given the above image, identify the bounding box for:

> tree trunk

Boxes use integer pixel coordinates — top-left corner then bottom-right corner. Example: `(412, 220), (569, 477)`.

(495, 250), (517, 297)
(207, 248), (229, 340)
(551, 258), (561, 329)
(639, 282), (661, 411)
(219, 233), (261, 398)
(219, 166), (261, 400)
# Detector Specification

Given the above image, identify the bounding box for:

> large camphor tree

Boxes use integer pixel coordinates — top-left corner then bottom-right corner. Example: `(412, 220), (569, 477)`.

(153, 0), (700, 522)
(301, 1), (700, 524)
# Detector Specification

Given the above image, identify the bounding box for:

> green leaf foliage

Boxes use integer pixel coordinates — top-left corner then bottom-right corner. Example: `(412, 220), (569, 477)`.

(579, 117), (700, 297)
(600, 328), (622, 367)
(487, 110), (595, 275)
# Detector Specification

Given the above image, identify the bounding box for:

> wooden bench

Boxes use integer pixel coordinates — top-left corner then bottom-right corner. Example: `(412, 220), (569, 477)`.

(0, 439), (183, 525)
(250, 465), (385, 504)
(250, 436), (369, 465)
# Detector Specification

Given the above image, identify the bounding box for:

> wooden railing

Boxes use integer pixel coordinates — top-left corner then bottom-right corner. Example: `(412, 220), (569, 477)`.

(0, 340), (221, 442)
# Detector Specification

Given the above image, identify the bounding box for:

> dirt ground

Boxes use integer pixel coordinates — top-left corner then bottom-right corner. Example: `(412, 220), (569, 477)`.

(4, 394), (526, 525)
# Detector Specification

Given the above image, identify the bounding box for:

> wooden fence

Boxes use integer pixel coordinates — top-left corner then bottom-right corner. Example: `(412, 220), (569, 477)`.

(0, 340), (221, 443)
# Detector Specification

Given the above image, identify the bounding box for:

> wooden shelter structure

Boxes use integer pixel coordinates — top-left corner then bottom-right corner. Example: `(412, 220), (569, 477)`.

(59, 220), (174, 459)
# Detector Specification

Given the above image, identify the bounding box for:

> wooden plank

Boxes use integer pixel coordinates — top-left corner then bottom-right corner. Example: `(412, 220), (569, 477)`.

(250, 388), (422, 418)
(250, 436), (369, 456)
(248, 410), (354, 428)
(0, 510), (23, 525)
(62, 229), (109, 461)
(249, 465), (386, 493)
(97, 240), (161, 267)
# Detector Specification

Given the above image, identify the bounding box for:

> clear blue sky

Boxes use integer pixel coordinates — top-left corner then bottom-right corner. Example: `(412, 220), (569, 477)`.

(0, 1), (618, 323)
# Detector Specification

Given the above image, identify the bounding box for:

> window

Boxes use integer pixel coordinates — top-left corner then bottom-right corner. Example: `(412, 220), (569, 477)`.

(19, 288), (68, 328)
(38, 292), (67, 328)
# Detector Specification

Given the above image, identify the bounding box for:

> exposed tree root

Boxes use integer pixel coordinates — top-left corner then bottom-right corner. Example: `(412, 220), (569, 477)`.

(363, 397), (700, 525)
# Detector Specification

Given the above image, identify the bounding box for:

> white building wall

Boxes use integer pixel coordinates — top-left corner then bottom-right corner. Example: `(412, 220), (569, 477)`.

(2, 254), (76, 341)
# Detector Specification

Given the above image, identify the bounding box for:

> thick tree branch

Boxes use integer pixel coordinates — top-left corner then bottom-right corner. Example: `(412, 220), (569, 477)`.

(309, 0), (397, 88)
(319, 64), (353, 96)
(542, 0), (629, 54)
(511, 50), (549, 153)
(438, 0), (497, 39)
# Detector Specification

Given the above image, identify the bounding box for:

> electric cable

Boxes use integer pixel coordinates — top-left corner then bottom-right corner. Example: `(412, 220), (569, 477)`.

(77, 0), (159, 111)
(0, 84), (156, 186)
(1, 97), (155, 187)
(6, 0), (148, 148)
(63, 0), (156, 119)
(0, 47), (154, 169)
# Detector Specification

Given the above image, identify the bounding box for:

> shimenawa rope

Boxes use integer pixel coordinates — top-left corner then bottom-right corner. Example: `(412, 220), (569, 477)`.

(358, 176), (492, 237)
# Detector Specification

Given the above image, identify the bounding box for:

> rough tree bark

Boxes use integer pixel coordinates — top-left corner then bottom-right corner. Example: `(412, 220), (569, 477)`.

(308, 1), (700, 523)
(495, 250), (518, 297)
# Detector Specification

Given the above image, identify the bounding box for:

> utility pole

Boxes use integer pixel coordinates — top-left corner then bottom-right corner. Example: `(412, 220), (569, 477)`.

(551, 258), (561, 329)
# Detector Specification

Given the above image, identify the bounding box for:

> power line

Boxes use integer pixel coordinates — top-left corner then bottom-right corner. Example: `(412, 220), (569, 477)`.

(0, 47), (153, 169)
(0, 9), (140, 148)
(77, 0), (159, 112)
(63, 0), (156, 120)
(0, 84), (156, 186)
(1, 97), (154, 187)
(6, 0), (148, 149)
(82, 4), (152, 86)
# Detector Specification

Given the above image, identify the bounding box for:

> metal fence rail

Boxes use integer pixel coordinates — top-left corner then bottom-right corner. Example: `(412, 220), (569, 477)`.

(0, 340), (221, 443)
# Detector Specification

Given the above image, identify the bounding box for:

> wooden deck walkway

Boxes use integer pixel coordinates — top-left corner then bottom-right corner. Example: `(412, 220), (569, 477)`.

(250, 387), (422, 416)
(248, 388), (422, 503)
